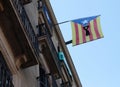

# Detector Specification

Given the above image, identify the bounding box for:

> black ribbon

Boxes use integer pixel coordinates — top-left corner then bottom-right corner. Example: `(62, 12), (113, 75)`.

(83, 25), (90, 36)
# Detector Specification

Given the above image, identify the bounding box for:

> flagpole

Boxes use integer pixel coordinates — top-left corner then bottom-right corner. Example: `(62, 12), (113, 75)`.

(65, 40), (72, 45)
(53, 20), (71, 26)
(53, 20), (73, 45)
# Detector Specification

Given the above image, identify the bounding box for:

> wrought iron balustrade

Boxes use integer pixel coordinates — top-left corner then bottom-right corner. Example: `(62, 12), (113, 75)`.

(12, 0), (39, 55)
(0, 53), (14, 87)
(38, 1), (53, 30)
(37, 68), (58, 87)
(38, 24), (61, 70)
(37, 76), (58, 87)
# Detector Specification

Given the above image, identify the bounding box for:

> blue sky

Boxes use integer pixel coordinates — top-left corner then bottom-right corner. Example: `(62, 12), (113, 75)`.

(50, 0), (120, 87)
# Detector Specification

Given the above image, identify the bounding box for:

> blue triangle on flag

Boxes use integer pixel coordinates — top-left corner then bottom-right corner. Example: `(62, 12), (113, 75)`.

(71, 15), (100, 27)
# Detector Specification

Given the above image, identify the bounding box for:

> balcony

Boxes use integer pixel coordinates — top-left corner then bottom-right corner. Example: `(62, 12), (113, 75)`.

(38, 24), (61, 78)
(38, 1), (53, 36)
(37, 67), (58, 87)
(12, 0), (39, 55)
(58, 52), (72, 86)
(60, 60), (72, 87)
(0, 0), (39, 68)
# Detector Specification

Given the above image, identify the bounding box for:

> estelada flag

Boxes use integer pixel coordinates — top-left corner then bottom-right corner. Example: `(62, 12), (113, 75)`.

(71, 15), (104, 46)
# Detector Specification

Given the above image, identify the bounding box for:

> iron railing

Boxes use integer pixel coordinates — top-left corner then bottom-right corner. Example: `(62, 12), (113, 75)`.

(12, 0), (39, 56)
(37, 75), (58, 87)
(38, 24), (61, 72)
(0, 53), (14, 87)
(37, 68), (58, 87)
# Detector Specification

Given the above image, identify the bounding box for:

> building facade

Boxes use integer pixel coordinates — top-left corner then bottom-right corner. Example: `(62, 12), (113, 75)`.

(0, 0), (82, 87)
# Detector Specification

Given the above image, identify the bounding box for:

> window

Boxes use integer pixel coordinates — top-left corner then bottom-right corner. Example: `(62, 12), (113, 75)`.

(0, 52), (14, 87)
(43, 5), (52, 28)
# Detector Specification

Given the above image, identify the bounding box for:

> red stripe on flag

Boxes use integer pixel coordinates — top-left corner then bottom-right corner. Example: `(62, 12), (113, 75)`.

(88, 23), (94, 41)
(81, 25), (86, 43)
(94, 19), (100, 39)
(74, 23), (79, 45)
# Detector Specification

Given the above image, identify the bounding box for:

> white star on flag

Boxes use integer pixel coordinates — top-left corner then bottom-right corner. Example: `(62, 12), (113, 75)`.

(82, 20), (88, 24)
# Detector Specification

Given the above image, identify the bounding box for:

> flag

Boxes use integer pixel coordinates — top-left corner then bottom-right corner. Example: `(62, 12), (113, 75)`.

(71, 15), (104, 46)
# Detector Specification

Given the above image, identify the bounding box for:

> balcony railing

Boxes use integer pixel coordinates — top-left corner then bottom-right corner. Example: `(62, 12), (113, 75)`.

(51, 74), (58, 87)
(0, 52), (14, 87)
(37, 68), (58, 87)
(37, 75), (58, 87)
(38, 24), (61, 71)
(38, 24), (60, 67)
(12, 0), (39, 56)
(38, 1), (53, 34)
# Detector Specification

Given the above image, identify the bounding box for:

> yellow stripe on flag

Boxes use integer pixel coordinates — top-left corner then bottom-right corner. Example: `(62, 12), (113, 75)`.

(96, 17), (104, 38)
(90, 20), (97, 40)
(86, 36), (90, 42)
(78, 24), (83, 44)
(71, 22), (76, 45)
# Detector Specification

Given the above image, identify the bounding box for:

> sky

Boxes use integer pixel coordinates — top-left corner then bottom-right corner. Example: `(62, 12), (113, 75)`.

(50, 0), (120, 87)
